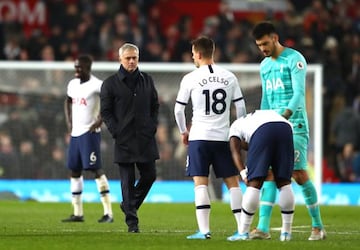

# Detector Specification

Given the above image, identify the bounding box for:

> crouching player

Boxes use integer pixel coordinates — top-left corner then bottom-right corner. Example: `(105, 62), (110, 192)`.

(227, 110), (295, 241)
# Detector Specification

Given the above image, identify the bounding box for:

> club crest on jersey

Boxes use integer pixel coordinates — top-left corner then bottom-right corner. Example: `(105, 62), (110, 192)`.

(265, 78), (285, 90)
(296, 61), (304, 69)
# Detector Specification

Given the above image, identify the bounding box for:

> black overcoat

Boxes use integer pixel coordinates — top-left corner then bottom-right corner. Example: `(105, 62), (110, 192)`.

(100, 69), (160, 163)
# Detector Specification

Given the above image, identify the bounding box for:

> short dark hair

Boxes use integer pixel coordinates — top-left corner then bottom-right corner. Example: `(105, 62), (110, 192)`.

(77, 54), (93, 70)
(191, 36), (214, 58)
(252, 21), (277, 40)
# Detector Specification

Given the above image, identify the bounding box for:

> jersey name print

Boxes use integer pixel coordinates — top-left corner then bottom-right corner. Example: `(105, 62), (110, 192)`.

(198, 76), (230, 86)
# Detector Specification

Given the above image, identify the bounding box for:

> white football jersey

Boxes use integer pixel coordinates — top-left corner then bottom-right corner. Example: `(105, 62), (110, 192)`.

(175, 64), (245, 141)
(229, 110), (293, 143)
(67, 75), (103, 136)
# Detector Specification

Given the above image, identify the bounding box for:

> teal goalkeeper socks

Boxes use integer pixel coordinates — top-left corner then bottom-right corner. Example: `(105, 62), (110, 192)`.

(301, 180), (323, 228)
(256, 181), (277, 233)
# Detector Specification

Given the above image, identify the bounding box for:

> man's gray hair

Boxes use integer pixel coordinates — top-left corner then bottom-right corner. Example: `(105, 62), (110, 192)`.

(119, 43), (139, 56)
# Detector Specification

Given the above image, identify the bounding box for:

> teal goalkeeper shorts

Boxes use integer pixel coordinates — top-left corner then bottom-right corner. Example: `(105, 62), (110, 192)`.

(293, 133), (309, 171)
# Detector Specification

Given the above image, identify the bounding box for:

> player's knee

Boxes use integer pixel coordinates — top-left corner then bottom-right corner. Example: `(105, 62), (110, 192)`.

(275, 178), (291, 188)
(248, 178), (263, 189)
(71, 171), (82, 178)
(223, 176), (240, 189)
(91, 169), (104, 178)
(265, 169), (275, 181)
(292, 170), (309, 185)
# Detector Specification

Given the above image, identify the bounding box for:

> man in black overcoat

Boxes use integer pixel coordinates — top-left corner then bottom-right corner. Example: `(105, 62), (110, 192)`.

(100, 43), (159, 233)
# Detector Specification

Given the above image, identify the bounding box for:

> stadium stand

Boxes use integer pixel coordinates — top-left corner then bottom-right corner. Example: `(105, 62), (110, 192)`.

(0, 0), (359, 181)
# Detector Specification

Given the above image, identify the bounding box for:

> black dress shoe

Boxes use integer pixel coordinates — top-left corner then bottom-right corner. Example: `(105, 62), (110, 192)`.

(61, 215), (84, 222)
(128, 225), (139, 233)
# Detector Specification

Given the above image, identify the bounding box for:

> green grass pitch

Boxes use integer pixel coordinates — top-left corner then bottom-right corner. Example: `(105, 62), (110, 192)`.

(0, 201), (359, 250)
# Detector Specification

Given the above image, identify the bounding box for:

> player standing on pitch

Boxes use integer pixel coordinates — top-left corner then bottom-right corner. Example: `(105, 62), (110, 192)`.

(62, 54), (113, 223)
(174, 36), (246, 240)
(250, 21), (326, 240)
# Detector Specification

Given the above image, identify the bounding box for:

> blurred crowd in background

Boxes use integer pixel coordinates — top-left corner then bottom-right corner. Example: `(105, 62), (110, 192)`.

(0, 0), (360, 182)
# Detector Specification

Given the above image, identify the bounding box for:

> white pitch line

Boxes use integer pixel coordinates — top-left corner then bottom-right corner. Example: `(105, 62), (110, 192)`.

(271, 226), (360, 234)
(49, 226), (360, 235)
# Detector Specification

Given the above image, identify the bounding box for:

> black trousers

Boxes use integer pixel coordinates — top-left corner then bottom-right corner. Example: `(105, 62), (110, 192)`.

(118, 161), (156, 228)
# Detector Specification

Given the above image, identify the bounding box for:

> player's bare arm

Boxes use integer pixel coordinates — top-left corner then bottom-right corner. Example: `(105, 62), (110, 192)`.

(282, 109), (293, 120)
(89, 115), (102, 132)
(229, 136), (246, 172)
(64, 97), (72, 133)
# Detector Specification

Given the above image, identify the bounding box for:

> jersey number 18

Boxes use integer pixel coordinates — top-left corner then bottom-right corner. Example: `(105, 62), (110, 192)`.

(202, 89), (227, 115)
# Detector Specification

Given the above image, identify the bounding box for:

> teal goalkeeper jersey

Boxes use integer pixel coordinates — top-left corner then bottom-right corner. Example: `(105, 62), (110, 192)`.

(259, 47), (309, 136)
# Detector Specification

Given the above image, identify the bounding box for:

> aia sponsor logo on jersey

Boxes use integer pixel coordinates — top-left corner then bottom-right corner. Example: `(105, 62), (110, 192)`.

(265, 78), (285, 91)
(72, 98), (87, 106)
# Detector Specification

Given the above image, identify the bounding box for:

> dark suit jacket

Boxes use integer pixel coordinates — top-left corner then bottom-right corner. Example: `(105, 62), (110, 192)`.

(100, 68), (160, 163)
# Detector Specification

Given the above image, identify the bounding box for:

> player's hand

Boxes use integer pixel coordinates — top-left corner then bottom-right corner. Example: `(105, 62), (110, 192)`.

(282, 109), (293, 120)
(181, 131), (189, 146)
(240, 167), (248, 184)
(89, 120), (102, 132)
